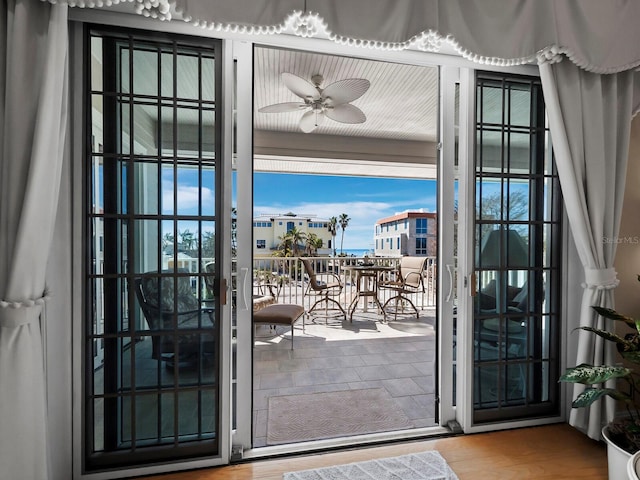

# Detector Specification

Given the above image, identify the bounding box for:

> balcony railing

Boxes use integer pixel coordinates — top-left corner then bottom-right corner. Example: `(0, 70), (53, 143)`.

(251, 256), (437, 313)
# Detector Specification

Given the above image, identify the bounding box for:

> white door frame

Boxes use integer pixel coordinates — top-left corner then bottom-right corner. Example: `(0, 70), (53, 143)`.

(455, 67), (476, 433)
(232, 39), (256, 452)
(437, 65), (461, 427)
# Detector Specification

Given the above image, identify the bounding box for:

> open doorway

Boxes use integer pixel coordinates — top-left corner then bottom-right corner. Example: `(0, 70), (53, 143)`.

(249, 46), (441, 448)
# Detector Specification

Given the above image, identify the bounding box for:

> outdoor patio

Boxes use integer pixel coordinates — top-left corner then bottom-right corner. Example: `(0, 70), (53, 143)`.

(252, 307), (437, 447)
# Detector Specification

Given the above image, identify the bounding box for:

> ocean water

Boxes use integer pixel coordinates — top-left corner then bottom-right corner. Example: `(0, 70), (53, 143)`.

(340, 248), (373, 257)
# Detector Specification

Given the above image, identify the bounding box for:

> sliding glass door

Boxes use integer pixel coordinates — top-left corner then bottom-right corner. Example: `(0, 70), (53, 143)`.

(472, 72), (561, 423)
(85, 27), (227, 470)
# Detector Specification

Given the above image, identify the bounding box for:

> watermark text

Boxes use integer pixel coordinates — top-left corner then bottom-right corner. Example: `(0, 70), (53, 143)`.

(602, 236), (640, 244)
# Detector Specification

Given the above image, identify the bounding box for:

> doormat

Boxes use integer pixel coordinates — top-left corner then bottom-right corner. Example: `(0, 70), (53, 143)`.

(267, 387), (413, 445)
(283, 450), (458, 479)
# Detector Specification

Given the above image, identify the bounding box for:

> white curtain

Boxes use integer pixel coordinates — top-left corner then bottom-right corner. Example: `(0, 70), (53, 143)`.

(539, 60), (634, 439)
(0, 1), (68, 479)
(172, 0), (640, 72)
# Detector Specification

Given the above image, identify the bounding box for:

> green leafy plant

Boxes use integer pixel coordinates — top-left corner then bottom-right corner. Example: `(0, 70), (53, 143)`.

(560, 276), (640, 453)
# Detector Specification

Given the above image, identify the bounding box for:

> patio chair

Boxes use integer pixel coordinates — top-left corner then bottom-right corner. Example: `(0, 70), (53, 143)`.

(134, 270), (215, 369)
(379, 256), (427, 320)
(301, 258), (346, 322)
(204, 261), (215, 300)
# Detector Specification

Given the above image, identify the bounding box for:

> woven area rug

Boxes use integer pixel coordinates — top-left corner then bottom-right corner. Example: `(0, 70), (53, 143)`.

(283, 451), (458, 479)
(267, 387), (413, 445)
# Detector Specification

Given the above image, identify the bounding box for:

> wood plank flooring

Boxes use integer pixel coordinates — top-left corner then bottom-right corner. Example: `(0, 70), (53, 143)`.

(142, 423), (607, 479)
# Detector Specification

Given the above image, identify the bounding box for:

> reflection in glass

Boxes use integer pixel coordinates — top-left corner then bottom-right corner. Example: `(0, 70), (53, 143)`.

(507, 132), (531, 174)
(133, 47), (158, 96)
(88, 29), (221, 466)
(177, 54), (198, 99)
(202, 57), (215, 101)
(509, 87), (531, 126)
(478, 84), (503, 124)
(134, 162), (159, 215)
(474, 73), (559, 422)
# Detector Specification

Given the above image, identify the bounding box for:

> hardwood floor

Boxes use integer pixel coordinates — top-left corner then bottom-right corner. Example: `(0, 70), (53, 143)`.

(142, 423), (607, 479)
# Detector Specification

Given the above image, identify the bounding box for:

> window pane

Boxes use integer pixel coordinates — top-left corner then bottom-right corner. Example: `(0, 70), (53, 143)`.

(133, 103), (158, 155)
(133, 47), (158, 96)
(202, 57), (215, 101)
(176, 166), (200, 215)
(478, 130), (503, 173)
(478, 83), (503, 124)
(509, 86), (531, 126)
(133, 161), (159, 215)
(177, 53), (198, 99)
(161, 51), (174, 98)
(507, 132), (531, 174)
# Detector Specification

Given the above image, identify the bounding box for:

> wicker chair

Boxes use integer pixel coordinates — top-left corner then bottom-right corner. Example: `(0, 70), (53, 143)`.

(134, 270), (215, 368)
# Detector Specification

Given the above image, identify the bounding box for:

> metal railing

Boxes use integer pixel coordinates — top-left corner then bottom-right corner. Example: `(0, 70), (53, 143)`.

(251, 255), (437, 314)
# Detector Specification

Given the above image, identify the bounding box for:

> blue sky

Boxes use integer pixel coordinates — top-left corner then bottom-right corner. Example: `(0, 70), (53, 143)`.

(251, 173), (438, 249)
(94, 167), (438, 249)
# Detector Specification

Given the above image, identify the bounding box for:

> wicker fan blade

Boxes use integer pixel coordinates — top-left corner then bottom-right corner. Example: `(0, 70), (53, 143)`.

(282, 72), (321, 101)
(258, 102), (307, 113)
(325, 104), (366, 124)
(322, 78), (370, 105)
(299, 110), (325, 133)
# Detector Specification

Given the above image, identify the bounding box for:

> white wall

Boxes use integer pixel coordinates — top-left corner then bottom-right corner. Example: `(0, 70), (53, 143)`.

(614, 116), (640, 315)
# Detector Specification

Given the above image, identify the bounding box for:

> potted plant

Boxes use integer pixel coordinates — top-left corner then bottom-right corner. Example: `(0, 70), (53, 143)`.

(560, 276), (640, 478)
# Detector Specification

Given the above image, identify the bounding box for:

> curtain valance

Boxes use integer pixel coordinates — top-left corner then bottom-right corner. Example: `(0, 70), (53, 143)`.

(52, 0), (640, 73)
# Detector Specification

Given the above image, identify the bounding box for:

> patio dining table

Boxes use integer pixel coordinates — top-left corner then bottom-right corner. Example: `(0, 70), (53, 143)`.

(342, 264), (395, 322)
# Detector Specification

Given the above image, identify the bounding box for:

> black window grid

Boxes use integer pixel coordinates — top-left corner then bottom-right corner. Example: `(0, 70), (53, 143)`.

(85, 27), (222, 470)
(473, 73), (561, 422)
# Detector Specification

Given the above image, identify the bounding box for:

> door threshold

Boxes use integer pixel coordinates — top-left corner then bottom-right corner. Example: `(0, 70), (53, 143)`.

(240, 425), (453, 461)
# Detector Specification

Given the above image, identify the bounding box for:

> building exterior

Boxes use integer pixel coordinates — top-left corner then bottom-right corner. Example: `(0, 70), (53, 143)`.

(253, 212), (334, 257)
(374, 211), (437, 257)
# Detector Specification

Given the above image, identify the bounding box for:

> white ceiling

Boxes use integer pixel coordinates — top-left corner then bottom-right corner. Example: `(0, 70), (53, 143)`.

(252, 46), (440, 178)
(253, 46), (440, 142)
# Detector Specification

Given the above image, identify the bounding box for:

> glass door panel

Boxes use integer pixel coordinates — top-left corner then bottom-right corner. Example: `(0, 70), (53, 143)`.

(472, 73), (560, 423)
(86, 29), (224, 470)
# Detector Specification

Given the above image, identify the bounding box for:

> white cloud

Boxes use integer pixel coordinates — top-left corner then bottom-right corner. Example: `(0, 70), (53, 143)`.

(162, 182), (214, 213)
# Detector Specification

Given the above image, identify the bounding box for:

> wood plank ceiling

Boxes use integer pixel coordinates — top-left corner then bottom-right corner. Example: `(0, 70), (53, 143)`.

(253, 46), (439, 142)
(253, 46), (440, 178)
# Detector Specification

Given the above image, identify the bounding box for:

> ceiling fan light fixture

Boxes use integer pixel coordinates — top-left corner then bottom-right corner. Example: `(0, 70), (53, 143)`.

(258, 72), (370, 133)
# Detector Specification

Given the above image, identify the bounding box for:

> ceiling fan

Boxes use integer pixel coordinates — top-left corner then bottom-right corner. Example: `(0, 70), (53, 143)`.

(258, 72), (371, 133)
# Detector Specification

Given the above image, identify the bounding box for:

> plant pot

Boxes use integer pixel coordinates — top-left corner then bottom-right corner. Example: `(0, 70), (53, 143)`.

(603, 425), (633, 479)
(628, 451), (640, 480)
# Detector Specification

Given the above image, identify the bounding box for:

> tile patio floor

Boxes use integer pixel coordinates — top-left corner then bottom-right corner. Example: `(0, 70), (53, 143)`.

(252, 307), (437, 447)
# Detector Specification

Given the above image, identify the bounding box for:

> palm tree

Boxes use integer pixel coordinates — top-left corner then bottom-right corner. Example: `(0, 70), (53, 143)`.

(287, 226), (306, 256)
(305, 233), (323, 256)
(276, 232), (293, 257)
(338, 213), (350, 255)
(179, 229), (195, 253)
(328, 216), (338, 256)
(201, 230), (215, 258)
(276, 227), (307, 257)
(162, 232), (174, 254)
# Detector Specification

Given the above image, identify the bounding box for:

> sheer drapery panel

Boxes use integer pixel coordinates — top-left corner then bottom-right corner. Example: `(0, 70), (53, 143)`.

(0, 1), (68, 479)
(540, 60), (634, 439)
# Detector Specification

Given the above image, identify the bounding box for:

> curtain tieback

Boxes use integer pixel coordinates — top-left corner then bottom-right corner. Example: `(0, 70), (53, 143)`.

(582, 267), (619, 290)
(0, 293), (50, 327)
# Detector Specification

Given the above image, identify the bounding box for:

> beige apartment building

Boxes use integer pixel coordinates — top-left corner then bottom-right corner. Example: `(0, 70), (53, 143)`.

(253, 213), (334, 257)
(374, 211), (437, 257)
